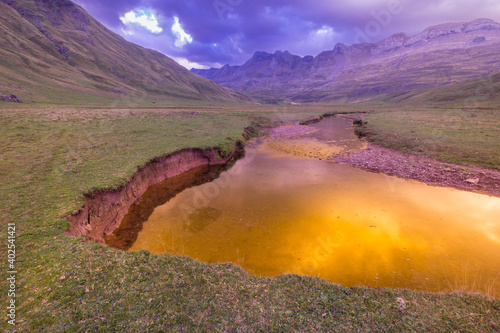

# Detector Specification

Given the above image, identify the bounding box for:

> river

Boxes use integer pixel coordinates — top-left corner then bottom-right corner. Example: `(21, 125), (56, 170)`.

(129, 117), (500, 297)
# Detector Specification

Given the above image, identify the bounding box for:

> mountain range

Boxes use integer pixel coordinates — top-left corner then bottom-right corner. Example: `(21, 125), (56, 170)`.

(1, 0), (499, 106)
(192, 19), (500, 104)
(0, 0), (251, 104)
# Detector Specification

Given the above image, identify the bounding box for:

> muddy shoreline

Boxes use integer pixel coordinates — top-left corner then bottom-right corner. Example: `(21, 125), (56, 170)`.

(333, 143), (500, 197)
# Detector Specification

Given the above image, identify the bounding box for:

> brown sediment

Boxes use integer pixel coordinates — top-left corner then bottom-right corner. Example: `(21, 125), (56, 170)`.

(66, 143), (244, 246)
(266, 115), (367, 160)
(265, 137), (346, 159)
(333, 143), (500, 197)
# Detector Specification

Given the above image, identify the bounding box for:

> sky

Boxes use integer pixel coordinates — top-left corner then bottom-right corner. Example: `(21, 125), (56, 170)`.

(72, 0), (500, 69)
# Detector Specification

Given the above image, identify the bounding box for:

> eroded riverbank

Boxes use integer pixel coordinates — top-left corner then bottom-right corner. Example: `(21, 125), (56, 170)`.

(66, 144), (244, 245)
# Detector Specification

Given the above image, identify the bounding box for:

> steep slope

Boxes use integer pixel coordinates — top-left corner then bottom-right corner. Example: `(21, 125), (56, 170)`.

(0, 0), (251, 104)
(192, 19), (500, 103)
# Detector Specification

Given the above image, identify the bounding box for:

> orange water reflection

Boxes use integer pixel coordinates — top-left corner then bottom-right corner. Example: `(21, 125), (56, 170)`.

(130, 119), (500, 297)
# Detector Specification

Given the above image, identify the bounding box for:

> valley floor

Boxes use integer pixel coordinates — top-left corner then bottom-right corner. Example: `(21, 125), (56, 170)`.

(1, 103), (499, 332)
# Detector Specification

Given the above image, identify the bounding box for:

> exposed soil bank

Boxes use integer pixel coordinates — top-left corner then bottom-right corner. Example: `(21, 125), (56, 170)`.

(334, 143), (500, 197)
(104, 163), (233, 250)
(66, 143), (244, 245)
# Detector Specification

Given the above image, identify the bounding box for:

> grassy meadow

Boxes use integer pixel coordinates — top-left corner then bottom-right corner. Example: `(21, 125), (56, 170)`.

(361, 107), (500, 170)
(1, 101), (499, 332)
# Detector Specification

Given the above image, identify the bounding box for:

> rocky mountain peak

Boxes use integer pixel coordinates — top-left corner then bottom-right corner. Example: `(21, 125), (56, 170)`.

(426, 22), (465, 38)
(333, 43), (348, 54)
(274, 50), (291, 56)
(404, 19), (500, 47)
(252, 51), (271, 59)
(372, 32), (409, 55)
(464, 18), (500, 32)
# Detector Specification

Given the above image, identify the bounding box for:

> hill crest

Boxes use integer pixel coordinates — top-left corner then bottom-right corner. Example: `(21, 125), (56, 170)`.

(0, 0), (252, 104)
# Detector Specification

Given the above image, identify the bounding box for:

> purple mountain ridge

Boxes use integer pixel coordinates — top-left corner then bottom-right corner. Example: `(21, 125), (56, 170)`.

(192, 19), (500, 103)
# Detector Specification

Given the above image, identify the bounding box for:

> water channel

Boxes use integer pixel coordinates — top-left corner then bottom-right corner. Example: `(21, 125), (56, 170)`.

(128, 117), (500, 297)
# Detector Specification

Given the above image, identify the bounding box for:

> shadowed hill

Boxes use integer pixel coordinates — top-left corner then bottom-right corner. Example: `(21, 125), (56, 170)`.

(0, 0), (252, 104)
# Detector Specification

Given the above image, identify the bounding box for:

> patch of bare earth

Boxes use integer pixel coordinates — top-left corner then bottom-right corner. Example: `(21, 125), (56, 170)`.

(333, 143), (500, 197)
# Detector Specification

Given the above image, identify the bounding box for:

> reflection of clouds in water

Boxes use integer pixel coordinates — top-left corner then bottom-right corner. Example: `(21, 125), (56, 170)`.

(483, 222), (500, 244)
(402, 183), (500, 221)
(224, 143), (260, 175)
(222, 141), (332, 191)
(481, 200), (500, 243)
(477, 200), (500, 244)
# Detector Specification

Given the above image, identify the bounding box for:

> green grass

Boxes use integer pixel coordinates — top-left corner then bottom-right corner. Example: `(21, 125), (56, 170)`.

(361, 107), (500, 170)
(1, 104), (499, 332)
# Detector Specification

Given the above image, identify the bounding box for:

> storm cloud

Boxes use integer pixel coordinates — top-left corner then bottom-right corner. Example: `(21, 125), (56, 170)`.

(73, 0), (500, 68)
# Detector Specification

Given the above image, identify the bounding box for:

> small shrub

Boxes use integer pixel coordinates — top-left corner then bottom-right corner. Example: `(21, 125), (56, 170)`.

(353, 119), (368, 137)
(354, 127), (368, 138)
(353, 118), (366, 126)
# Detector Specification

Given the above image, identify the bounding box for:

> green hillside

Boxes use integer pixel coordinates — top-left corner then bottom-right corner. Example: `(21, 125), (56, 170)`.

(0, 0), (252, 104)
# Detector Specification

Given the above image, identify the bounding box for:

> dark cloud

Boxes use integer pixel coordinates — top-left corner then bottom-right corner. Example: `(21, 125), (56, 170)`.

(73, 0), (500, 68)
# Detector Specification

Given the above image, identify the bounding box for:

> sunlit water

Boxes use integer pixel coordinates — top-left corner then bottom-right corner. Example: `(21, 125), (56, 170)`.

(129, 117), (500, 297)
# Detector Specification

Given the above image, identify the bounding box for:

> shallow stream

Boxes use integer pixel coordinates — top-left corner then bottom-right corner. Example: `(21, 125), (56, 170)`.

(128, 117), (500, 297)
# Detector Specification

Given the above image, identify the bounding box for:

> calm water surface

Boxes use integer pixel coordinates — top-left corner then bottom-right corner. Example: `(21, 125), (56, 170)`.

(130, 117), (500, 297)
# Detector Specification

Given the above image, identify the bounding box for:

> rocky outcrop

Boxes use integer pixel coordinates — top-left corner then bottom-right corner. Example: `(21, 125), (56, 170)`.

(0, 94), (23, 103)
(463, 18), (500, 33)
(403, 19), (500, 47)
(67, 144), (244, 245)
(372, 33), (409, 55)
